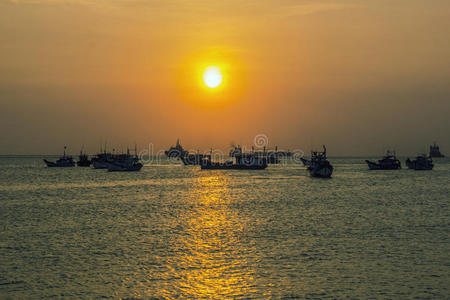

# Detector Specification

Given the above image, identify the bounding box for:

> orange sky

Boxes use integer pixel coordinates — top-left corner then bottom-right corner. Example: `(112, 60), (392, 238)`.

(1, 0), (449, 155)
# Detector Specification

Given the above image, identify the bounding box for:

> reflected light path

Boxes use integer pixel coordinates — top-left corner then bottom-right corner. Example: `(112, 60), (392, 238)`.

(155, 173), (258, 298)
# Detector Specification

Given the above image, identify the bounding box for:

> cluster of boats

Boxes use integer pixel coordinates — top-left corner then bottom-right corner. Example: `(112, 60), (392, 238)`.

(44, 141), (445, 177)
(365, 151), (436, 171)
(43, 146), (143, 172)
(166, 140), (333, 177)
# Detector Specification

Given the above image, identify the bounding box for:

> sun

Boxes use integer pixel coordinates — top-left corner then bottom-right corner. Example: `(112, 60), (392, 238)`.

(203, 66), (222, 88)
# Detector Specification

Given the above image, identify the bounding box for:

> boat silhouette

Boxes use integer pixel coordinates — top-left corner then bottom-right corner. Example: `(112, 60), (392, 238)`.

(304, 145), (333, 178)
(76, 147), (91, 167)
(165, 139), (188, 158)
(366, 150), (401, 170)
(429, 142), (445, 158)
(43, 146), (75, 167)
(406, 154), (434, 170)
(106, 147), (143, 172)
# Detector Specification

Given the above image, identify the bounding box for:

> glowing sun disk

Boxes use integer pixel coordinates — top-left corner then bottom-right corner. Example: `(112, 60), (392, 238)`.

(203, 66), (222, 88)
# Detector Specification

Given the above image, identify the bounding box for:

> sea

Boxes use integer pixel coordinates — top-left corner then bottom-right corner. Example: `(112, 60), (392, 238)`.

(0, 156), (449, 298)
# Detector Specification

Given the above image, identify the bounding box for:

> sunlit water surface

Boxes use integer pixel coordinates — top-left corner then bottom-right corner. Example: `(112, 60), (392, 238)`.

(0, 156), (449, 298)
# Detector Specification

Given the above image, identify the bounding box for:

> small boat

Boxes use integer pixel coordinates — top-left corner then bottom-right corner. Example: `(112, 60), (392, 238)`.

(76, 148), (91, 167)
(366, 151), (401, 170)
(43, 146), (75, 167)
(165, 139), (188, 158)
(201, 149), (268, 170)
(429, 142), (445, 158)
(180, 153), (211, 165)
(406, 154), (434, 170)
(305, 145), (333, 178)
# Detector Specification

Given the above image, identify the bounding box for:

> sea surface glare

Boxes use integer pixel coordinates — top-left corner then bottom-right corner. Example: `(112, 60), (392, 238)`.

(0, 156), (449, 298)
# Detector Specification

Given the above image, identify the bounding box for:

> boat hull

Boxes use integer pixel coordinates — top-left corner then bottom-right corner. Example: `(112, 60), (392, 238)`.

(43, 159), (75, 167)
(365, 160), (401, 170)
(92, 160), (109, 169)
(308, 165), (333, 178)
(106, 162), (143, 172)
(406, 159), (433, 170)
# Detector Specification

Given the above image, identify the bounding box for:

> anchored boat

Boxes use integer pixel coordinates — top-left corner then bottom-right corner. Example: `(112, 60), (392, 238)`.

(106, 148), (143, 172)
(406, 154), (434, 170)
(43, 146), (75, 167)
(305, 145), (333, 178)
(366, 151), (401, 170)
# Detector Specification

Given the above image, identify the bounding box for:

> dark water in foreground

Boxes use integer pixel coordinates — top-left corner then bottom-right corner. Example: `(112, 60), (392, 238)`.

(0, 156), (449, 298)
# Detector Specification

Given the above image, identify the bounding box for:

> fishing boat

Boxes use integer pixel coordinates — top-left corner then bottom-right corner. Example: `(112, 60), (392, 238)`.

(366, 150), (401, 170)
(305, 145), (333, 178)
(406, 154), (434, 170)
(165, 139), (188, 158)
(43, 146), (75, 167)
(106, 148), (143, 172)
(429, 142), (445, 158)
(76, 148), (91, 167)
(201, 148), (267, 170)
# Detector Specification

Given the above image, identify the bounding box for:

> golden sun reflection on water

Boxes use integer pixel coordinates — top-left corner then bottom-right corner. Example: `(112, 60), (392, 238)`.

(156, 174), (257, 298)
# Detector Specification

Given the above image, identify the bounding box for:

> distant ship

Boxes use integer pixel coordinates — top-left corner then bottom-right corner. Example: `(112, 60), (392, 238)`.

(76, 149), (91, 167)
(165, 139), (188, 158)
(366, 151), (401, 170)
(429, 142), (444, 158)
(406, 154), (434, 170)
(43, 146), (75, 167)
(201, 148), (267, 170)
(304, 145), (333, 178)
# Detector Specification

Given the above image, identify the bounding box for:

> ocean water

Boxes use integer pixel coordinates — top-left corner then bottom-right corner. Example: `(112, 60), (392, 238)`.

(0, 156), (449, 298)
